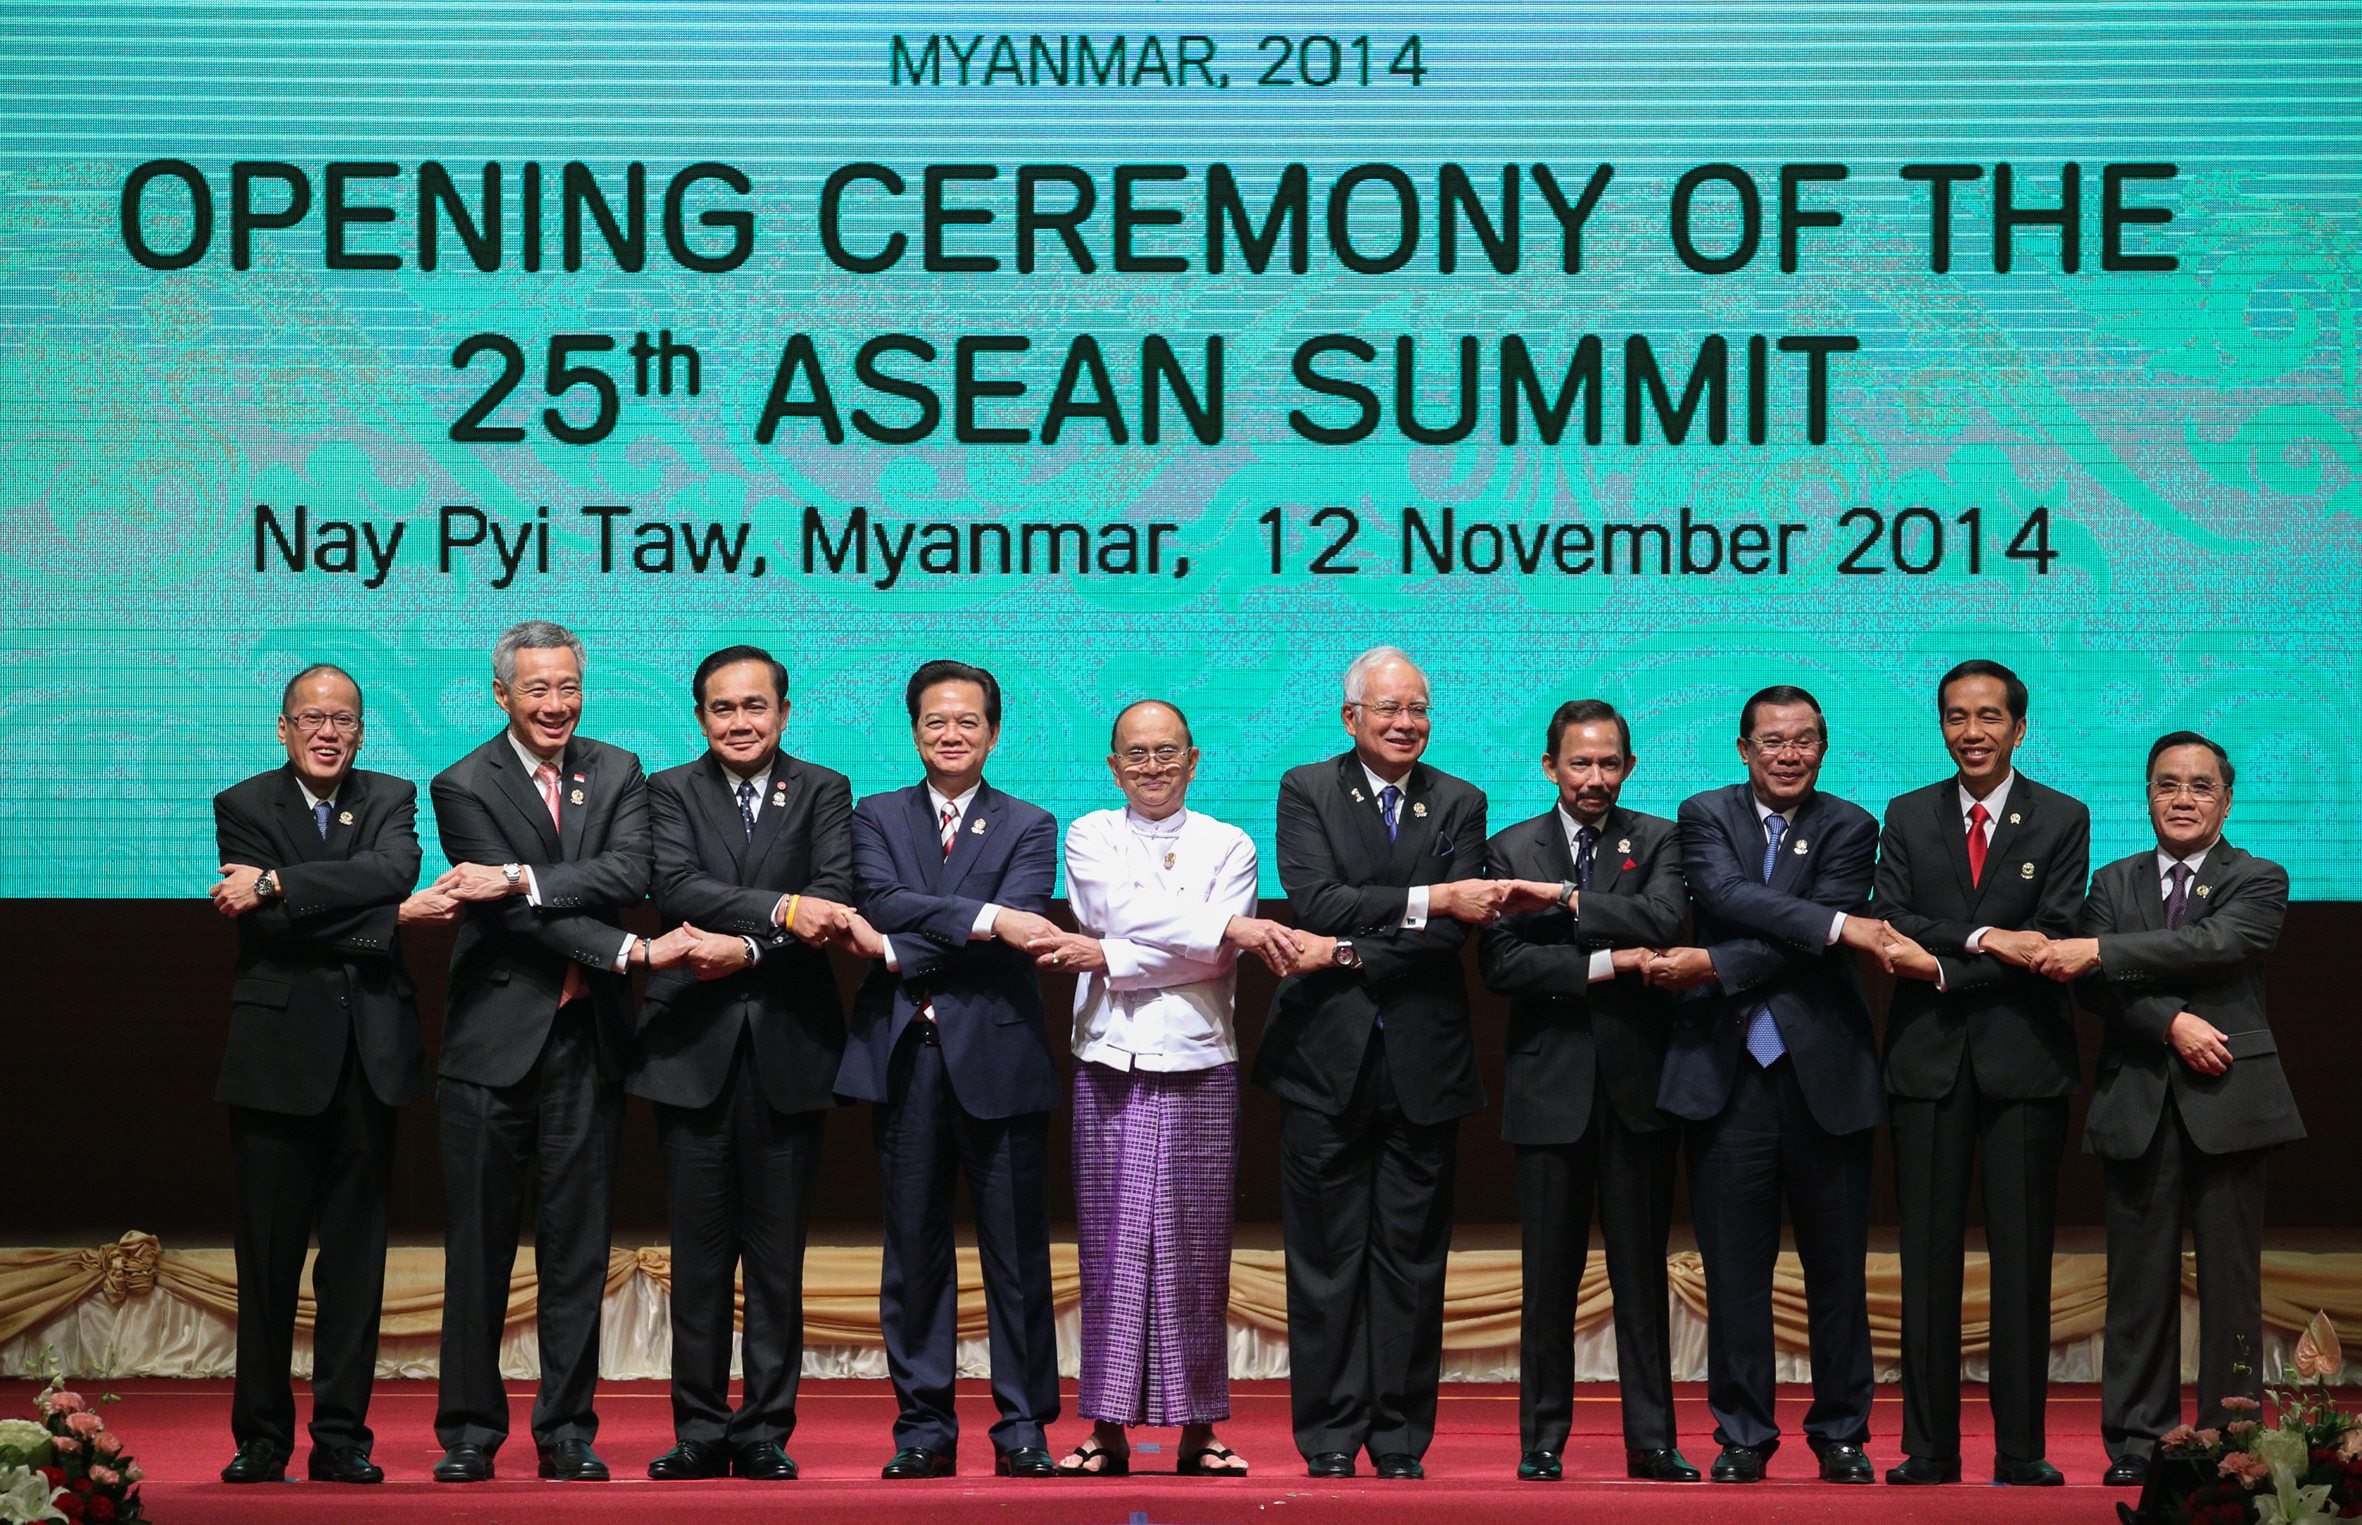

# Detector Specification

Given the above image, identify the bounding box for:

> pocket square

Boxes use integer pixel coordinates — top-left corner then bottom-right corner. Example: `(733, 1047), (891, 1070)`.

(1435, 839), (1453, 855)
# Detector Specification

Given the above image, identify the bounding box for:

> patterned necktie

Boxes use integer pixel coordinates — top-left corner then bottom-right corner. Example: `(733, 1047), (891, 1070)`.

(1574, 825), (1597, 890)
(1966, 802), (1990, 885)
(535, 763), (584, 1004)
(736, 779), (757, 839)
(1379, 784), (1401, 842)
(314, 799), (332, 839)
(2165, 862), (2192, 928)
(940, 802), (959, 859)
(1745, 813), (1790, 1067)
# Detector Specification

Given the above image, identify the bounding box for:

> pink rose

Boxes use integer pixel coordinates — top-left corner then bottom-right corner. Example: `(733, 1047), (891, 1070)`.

(86, 1468), (119, 1489)
(2221, 1451), (2272, 1488)
(2220, 1395), (2262, 1412)
(50, 1435), (80, 1455)
(91, 1433), (120, 1458)
(2193, 1429), (2222, 1448)
(65, 1414), (102, 1438)
(40, 1391), (86, 1416)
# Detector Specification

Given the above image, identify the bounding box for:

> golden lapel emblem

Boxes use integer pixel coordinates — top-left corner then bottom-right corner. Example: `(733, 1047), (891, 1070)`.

(2020, 862), (2036, 879)
(772, 789), (787, 807)
(569, 789), (584, 806)
(1617, 838), (1632, 854)
(2196, 884), (2211, 898)
(337, 810), (353, 825)
(1163, 850), (1177, 870)
(1351, 788), (1366, 803)
(2009, 812), (2022, 824)
(1411, 800), (1427, 818)
(1793, 838), (1809, 854)
(971, 817), (986, 835)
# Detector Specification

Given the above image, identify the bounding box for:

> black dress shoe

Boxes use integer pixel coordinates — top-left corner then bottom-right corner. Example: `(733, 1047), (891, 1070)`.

(433, 1443), (494, 1483)
(1627, 1447), (1704, 1482)
(1995, 1457), (2065, 1486)
(2103, 1452), (2150, 1487)
(1885, 1454), (1961, 1485)
(734, 1441), (799, 1480)
(997, 1446), (1057, 1478)
(538, 1439), (611, 1481)
(1306, 1451), (1355, 1479)
(1712, 1443), (1772, 1482)
(1518, 1450), (1562, 1480)
(307, 1445), (384, 1484)
(1373, 1452), (1425, 1480)
(883, 1445), (956, 1479)
(1815, 1441), (1873, 1483)
(647, 1439), (731, 1480)
(220, 1440), (291, 1483)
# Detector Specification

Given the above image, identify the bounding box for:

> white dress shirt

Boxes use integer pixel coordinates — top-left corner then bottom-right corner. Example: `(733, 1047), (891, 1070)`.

(883, 781), (1004, 973)
(1753, 791), (1847, 946)
(1064, 806), (1258, 1072)
(719, 759), (784, 964)
(1361, 761), (1430, 929)
(1956, 770), (2016, 954)
(2156, 839), (2216, 900)
(506, 731), (634, 972)
(1556, 805), (1619, 985)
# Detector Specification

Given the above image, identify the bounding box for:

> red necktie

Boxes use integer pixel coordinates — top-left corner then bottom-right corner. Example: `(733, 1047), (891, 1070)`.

(538, 764), (586, 1005)
(1966, 802), (1990, 886)
(940, 803), (958, 859)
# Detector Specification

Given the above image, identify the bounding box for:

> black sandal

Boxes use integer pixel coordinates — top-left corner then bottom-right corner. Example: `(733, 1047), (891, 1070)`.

(1055, 1441), (1129, 1477)
(1177, 1445), (1247, 1476)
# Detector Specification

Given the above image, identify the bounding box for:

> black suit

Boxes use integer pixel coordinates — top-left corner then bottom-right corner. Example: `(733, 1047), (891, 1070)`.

(430, 731), (650, 1455)
(837, 780), (1063, 1456)
(634, 751), (853, 1451)
(2077, 839), (2300, 1456)
(1659, 782), (1881, 1456)
(1872, 773), (2088, 1467)
(214, 765), (425, 1459)
(1480, 803), (1686, 1456)
(1255, 753), (1487, 1463)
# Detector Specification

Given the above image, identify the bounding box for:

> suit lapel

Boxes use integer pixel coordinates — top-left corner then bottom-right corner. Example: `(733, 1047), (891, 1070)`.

(1386, 762), (1440, 871)
(2180, 839), (2241, 925)
(932, 782), (996, 893)
(1764, 790), (1818, 893)
(2127, 851), (2168, 931)
(1567, 805), (1617, 892)
(487, 735), (562, 858)
(1974, 778), (2033, 911)
(1934, 783), (1976, 902)
(557, 746), (591, 862)
(747, 757), (798, 869)
(275, 766), (331, 865)
(322, 770), (366, 860)
(1331, 754), (1395, 875)
(693, 754), (752, 870)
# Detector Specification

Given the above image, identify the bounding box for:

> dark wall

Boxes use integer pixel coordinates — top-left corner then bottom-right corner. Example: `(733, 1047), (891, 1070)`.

(5, 900), (2355, 1241)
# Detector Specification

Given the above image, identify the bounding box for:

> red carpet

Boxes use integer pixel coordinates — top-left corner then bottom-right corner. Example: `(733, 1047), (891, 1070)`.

(1, 1377), (2204, 1523)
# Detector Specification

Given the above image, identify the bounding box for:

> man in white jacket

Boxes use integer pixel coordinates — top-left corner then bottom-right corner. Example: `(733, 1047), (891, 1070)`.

(1030, 700), (1300, 1478)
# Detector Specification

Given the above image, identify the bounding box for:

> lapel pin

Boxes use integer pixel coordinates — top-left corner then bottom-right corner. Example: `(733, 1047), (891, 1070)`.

(337, 810), (353, 825)
(1163, 850), (1177, 870)
(572, 773), (584, 783)
(971, 817), (987, 835)
(1793, 838), (1809, 854)
(771, 790), (787, 807)
(1412, 800), (1428, 818)
(2196, 884), (2211, 898)
(1617, 838), (1632, 854)
(1351, 788), (1366, 803)
(569, 789), (584, 806)
(2009, 812), (2021, 824)
(2020, 862), (2036, 879)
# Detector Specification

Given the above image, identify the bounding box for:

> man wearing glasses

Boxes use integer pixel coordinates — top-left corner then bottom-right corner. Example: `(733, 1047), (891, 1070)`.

(1647, 685), (1888, 1485)
(1036, 700), (1301, 1478)
(1255, 646), (1514, 1480)
(209, 664), (457, 1484)
(2027, 732), (2300, 1487)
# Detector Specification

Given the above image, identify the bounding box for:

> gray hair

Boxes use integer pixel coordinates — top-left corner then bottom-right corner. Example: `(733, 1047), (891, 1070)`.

(1342, 645), (1426, 705)
(493, 620), (586, 685)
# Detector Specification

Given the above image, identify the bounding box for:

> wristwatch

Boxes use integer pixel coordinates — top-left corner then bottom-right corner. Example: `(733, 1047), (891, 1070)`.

(502, 863), (523, 891)
(1331, 939), (1362, 969)
(254, 869), (279, 899)
(1558, 880), (1580, 909)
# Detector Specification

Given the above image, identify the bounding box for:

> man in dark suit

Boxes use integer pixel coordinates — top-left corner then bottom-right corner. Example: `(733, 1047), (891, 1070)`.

(833, 659), (1064, 1480)
(1479, 698), (1694, 1484)
(1869, 660), (2088, 1487)
(208, 664), (455, 1485)
(634, 644), (858, 1482)
(427, 620), (657, 1484)
(1647, 684), (1886, 1484)
(1256, 645), (1510, 1481)
(2031, 731), (2301, 1487)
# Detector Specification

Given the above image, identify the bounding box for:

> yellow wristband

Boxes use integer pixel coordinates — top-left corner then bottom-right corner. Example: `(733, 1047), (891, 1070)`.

(786, 894), (801, 931)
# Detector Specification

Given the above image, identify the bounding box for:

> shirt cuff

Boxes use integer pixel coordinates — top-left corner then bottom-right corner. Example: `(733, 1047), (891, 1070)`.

(883, 935), (903, 973)
(522, 866), (541, 906)
(971, 902), (1003, 939)
(743, 935), (763, 967)
(1402, 885), (1430, 930)
(1588, 948), (1616, 984)
(1825, 910), (1846, 946)
(1966, 926), (1993, 954)
(774, 893), (795, 930)
(612, 932), (635, 973)
(1933, 960), (1948, 993)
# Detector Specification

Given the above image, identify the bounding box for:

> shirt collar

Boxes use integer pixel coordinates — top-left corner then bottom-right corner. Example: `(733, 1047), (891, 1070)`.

(1557, 802), (1605, 842)
(507, 729), (565, 780)
(1126, 805), (1189, 837)
(2157, 838), (2218, 879)
(1958, 770), (2016, 823)
(720, 756), (773, 794)
(928, 780), (982, 819)
(1752, 790), (1807, 826)
(295, 776), (337, 812)
(1361, 761), (1411, 801)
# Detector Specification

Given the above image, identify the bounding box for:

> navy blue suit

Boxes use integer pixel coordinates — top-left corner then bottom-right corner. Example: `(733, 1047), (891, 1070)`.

(1660, 782), (1881, 1458)
(837, 780), (1061, 1457)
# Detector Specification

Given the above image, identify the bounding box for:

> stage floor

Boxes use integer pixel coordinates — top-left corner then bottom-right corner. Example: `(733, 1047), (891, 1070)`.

(0, 1376), (2240, 1524)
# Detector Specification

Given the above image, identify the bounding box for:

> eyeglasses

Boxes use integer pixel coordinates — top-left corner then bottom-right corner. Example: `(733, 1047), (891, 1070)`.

(1352, 701), (1434, 721)
(1746, 735), (1824, 758)
(286, 710), (361, 733)
(2150, 780), (2222, 803)
(1117, 745), (1188, 769)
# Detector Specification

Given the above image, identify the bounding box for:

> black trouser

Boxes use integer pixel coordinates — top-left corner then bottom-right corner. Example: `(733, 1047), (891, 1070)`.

(434, 1000), (622, 1452)
(1686, 1055), (1874, 1452)
(655, 1033), (827, 1448)
(228, 1042), (396, 1455)
(1891, 1080), (2067, 1464)
(1516, 1089), (1682, 1454)
(2101, 1093), (2267, 1460)
(1278, 1031), (1460, 1462)
(873, 1027), (1059, 1455)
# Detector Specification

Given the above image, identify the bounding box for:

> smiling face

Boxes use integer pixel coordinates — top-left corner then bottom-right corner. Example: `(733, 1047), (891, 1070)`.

(698, 659), (787, 776)
(495, 644), (583, 762)
(2148, 742), (2233, 857)
(1737, 699), (1826, 811)
(1107, 702), (1198, 820)
(278, 670), (364, 793)
(1941, 673), (2026, 796)
(913, 679), (997, 793)
(1545, 719), (1632, 825)
(1341, 659), (1432, 781)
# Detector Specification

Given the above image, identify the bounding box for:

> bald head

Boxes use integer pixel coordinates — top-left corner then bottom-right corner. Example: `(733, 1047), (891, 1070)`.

(1106, 699), (1198, 820)
(1109, 699), (1193, 752)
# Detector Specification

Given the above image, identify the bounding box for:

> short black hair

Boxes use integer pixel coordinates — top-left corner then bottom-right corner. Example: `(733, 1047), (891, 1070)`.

(2147, 729), (2235, 789)
(906, 659), (1002, 728)
(1110, 699), (1193, 752)
(1544, 699), (1631, 760)
(692, 644), (789, 707)
(1739, 684), (1827, 744)
(1937, 659), (2028, 723)
(281, 663), (363, 717)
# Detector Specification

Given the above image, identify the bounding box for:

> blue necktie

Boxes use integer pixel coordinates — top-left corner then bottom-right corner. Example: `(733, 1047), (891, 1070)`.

(736, 779), (757, 839)
(1574, 825), (1597, 890)
(1744, 813), (1789, 1067)
(1380, 784), (1401, 842)
(314, 800), (332, 839)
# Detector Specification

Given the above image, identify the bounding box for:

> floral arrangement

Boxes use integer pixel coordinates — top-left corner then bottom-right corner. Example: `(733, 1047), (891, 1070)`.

(2152, 1313), (2362, 1525)
(0, 1379), (146, 1525)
